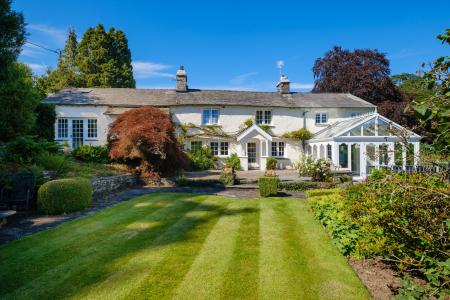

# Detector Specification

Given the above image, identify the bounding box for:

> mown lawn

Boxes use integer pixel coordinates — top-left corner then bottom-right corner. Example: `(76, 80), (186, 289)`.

(0, 193), (369, 299)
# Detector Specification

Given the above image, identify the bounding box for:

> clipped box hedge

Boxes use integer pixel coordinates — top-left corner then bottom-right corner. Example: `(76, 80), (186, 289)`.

(37, 177), (93, 214)
(259, 176), (279, 197)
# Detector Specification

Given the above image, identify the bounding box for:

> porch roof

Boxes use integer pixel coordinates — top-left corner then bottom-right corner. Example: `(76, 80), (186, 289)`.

(236, 124), (272, 142)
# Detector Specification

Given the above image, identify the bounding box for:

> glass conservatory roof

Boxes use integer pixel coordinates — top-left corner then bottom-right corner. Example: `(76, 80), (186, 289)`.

(312, 113), (420, 140)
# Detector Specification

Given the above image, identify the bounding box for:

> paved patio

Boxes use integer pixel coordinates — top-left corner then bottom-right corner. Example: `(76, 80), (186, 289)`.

(185, 169), (309, 183)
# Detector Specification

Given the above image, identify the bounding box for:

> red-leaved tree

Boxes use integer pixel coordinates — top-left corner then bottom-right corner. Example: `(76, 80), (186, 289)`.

(312, 46), (402, 104)
(108, 106), (187, 180)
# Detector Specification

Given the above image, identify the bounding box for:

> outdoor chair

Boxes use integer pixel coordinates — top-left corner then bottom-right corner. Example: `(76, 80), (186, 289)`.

(6, 172), (36, 210)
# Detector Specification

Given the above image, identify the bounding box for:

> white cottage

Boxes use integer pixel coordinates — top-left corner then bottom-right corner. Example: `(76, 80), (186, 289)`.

(43, 66), (421, 179)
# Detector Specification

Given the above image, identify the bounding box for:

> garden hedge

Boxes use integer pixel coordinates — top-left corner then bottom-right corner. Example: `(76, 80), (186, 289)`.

(259, 176), (279, 197)
(37, 177), (93, 214)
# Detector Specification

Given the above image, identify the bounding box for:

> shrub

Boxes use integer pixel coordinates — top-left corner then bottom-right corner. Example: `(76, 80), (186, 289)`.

(259, 176), (279, 197)
(175, 174), (224, 187)
(71, 145), (109, 163)
(187, 146), (217, 171)
(278, 181), (319, 191)
(2, 136), (62, 164)
(220, 167), (236, 185)
(34, 103), (56, 140)
(266, 157), (277, 170)
(296, 156), (332, 182)
(37, 177), (92, 214)
(108, 106), (188, 180)
(36, 153), (66, 171)
(224, 153), (241, 170)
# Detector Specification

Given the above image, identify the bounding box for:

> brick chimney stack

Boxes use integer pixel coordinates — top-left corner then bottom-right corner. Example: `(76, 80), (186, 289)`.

(176, 66), (188, 92)
(276, 74), (290, 94)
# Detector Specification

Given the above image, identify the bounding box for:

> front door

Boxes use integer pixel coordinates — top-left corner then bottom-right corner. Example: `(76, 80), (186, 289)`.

(247, 142), (258, 169)
(72, 119), (84, 149)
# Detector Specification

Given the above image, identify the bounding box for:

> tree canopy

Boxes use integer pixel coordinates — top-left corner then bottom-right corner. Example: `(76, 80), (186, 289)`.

(108, 106), (187, 181)
(312, 46), (402, 104)
(0, 0), (25, 68)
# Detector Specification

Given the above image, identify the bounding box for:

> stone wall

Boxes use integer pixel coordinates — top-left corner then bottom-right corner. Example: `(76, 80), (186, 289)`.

(90, 174), (137, 197)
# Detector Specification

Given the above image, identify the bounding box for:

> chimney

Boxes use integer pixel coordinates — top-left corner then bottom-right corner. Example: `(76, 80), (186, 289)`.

(176, 66), (188, 92)
(276, 74), (290, 94)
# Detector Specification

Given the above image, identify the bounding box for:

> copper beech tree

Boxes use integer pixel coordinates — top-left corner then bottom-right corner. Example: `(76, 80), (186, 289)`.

(108, 106), (187, 180)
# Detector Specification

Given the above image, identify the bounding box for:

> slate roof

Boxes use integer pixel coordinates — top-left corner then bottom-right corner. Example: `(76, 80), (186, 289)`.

(43, 88), (376, 108)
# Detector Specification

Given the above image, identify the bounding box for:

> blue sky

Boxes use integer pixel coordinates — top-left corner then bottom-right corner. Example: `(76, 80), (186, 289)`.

(13, 0), (450, 92)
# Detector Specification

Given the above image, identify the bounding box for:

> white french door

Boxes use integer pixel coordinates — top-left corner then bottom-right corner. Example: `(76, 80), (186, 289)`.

(72, 119), (84, 149)
(247, 142), (258, 169)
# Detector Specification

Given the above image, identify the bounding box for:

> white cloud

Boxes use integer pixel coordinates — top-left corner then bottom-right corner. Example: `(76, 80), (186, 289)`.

(24, 62), (48, 75)
(229, 72), (258, 85)
(291, 82), (314, 91)
(28, 24), (66, 45)
(132, 61), (175, 79)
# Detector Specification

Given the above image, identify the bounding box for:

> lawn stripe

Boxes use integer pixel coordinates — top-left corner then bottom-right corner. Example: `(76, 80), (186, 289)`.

(283, 199), (370, 300)
(0, 193), (177, 288)
(220, 198), (260, 299)
(74, 194), (229, 300)
(259, 198), (304, 299)
(2, 194), (207, 300)
(171, 200), (243, 299)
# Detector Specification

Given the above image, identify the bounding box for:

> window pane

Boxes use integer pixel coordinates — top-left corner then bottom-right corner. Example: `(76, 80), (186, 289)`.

(278, 142), (284, 157)
(321, 113), (327, 123)
(256, 111), (263, 124)
(264, 111), (271, 124)
(378, 118), (390, 136)
(57, 118), (68, 138)
(220, 142), (229, 156)
(379, 144), (389, 165)
(394, 143), (403, 165)
(349, 126), (361, 136)
(362, 119), (376, 136)
(210, 142), (218, 155)
(271, 142), (277, 156)
(315, 113), (321, 124)
(211, 109), (219, 124)
(327, 144), (332, 160)
(191, 141), (202, 152)
(339, 144), (348, 168)
(202, 110), (211, 125)
(88, 119), (97, 138)
(406, 143), (414, 165)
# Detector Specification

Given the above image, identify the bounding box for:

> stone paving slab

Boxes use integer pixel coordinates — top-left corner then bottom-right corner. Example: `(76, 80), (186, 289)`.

(0, 186), (305, 245)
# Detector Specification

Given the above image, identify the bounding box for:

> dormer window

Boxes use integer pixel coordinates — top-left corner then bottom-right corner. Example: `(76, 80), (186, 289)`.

(315, 112), (328, 124)
(202, 108), (219, 125)
(256, 110), (271, 125)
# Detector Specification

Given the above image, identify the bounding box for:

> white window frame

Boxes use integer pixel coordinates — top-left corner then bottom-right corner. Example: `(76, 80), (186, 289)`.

(220, 142), (229, 156)
(190, 141), (202, 152)
(210, 141), (219, 156)
(57, 118), (68, 139)
(202, 108), (220, 125)
(87, 119), (98, 139)
(271, 141), (285, 158)
(315, 112), (328, 125)
(256, 110), (272, 125)
(350, 112), (362, 117)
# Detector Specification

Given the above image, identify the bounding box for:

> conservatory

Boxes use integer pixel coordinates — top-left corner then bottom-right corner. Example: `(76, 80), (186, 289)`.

(306, 113), (421, 180)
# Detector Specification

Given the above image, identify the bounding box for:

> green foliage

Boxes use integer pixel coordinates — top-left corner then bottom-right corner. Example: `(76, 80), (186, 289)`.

(0, 0), (25, 67)
(175, 174), (224, 187)
(76, 24), (135, 88)
(412, 29), (450, 154)
(266, 157), (277, 170)
(278, 181), (319, 191)
(243, 118), (253, 128)
(71, 145), (110, 163)
(259, 176), (279, 197)
(224, 153), (241, 170)
(220, 168), (236, 186)
(259, 124), (270, 132)
(35, 153), (66, 172)
(282, 128), (313, 148)
(0, 62), (41, 140)
(34, 103), (56, 140)
(186, 146), (217, 171)
(307, 189), (362, 255)
(37, 177), (92, 214)
(2, 136), (61, 164)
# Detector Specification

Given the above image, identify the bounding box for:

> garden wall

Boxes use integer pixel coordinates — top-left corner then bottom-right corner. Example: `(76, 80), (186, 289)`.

(90, 174), (137, 197)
